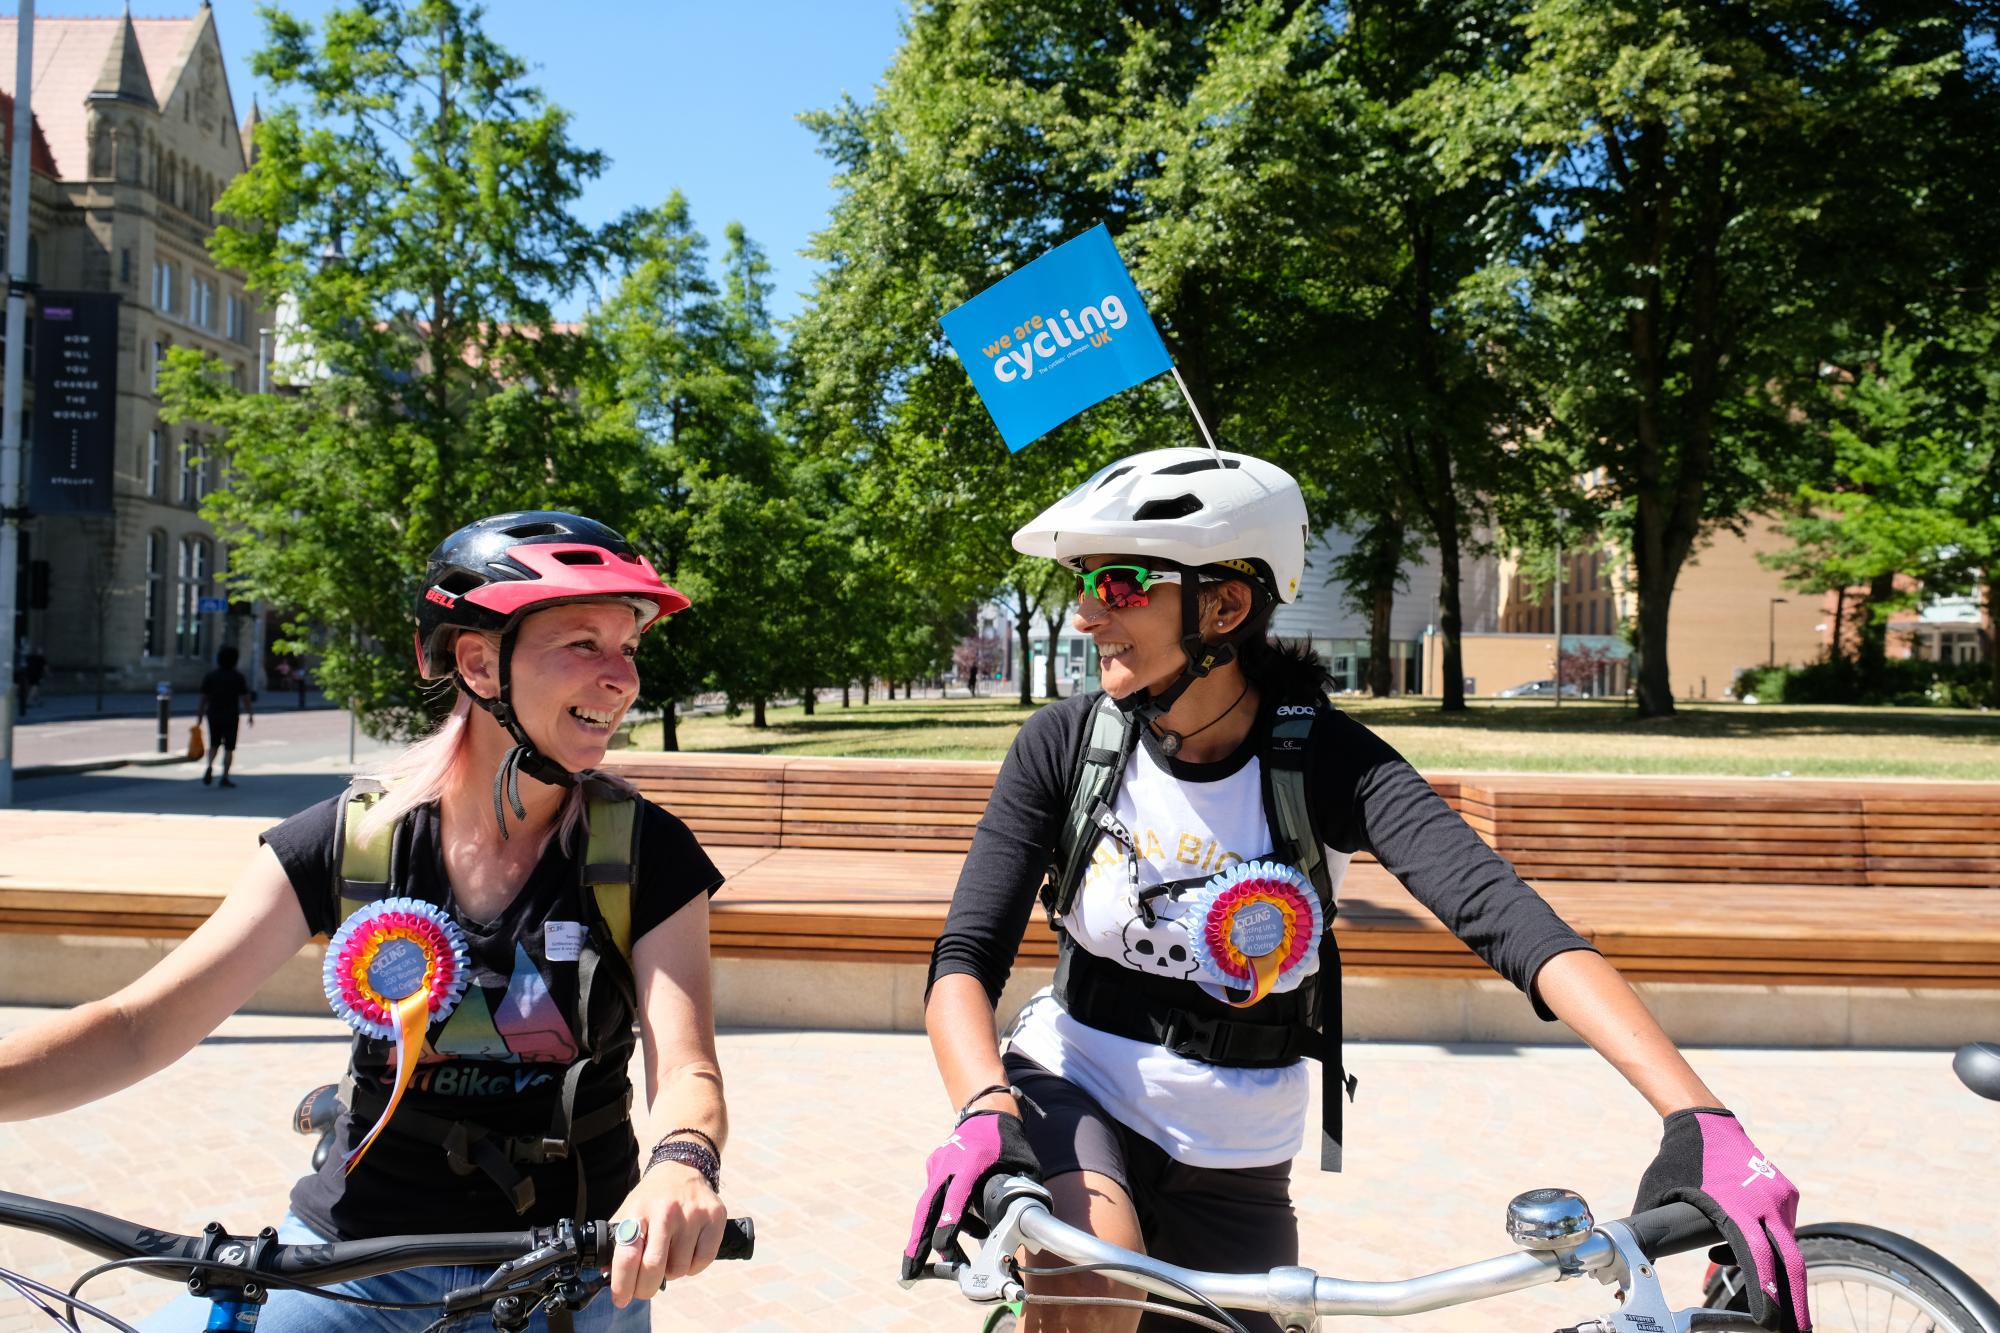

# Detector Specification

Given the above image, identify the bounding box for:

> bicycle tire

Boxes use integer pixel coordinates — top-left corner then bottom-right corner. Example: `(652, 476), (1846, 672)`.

(1705, 1233), (1987, 1333)
(979, 1299), (1021, 1333)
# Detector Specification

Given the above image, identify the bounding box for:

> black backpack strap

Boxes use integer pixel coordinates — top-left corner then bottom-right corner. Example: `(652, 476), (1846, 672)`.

(1043, 695), (1140, 926)
(1261, 699), (1356, 1172)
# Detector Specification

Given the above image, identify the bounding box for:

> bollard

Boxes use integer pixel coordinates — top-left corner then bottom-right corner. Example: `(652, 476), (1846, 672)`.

(155, 681), (172, 754)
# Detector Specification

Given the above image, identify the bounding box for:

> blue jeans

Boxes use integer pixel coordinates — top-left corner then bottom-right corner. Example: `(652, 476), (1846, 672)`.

(140, 1211), (650, 1332)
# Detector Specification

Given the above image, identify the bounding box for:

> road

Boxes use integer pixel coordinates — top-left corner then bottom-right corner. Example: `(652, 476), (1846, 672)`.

(12, 706), (401, 816)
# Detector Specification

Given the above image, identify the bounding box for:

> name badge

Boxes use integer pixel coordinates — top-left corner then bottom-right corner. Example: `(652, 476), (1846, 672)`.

(543, 920), (586, 962)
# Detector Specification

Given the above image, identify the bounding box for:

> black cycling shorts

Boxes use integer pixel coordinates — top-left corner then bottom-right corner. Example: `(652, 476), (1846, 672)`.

(1003, 1051), (1299, 1333)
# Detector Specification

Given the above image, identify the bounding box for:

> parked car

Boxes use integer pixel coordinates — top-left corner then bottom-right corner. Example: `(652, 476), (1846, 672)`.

(1494, 678), (1586, 699)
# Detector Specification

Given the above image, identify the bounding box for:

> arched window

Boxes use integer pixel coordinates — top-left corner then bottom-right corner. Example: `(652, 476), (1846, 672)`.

(144, 530), (168, 658)
(176, 535), (213, 658)
(147, 426), (164, 497)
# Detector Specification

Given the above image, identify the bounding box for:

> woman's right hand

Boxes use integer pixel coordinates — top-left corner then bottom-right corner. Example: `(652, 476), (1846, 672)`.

(901, 1109), (1042, 1282)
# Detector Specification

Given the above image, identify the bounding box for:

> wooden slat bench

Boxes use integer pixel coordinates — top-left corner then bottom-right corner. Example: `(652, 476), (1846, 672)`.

(3, 760), (1998, 994)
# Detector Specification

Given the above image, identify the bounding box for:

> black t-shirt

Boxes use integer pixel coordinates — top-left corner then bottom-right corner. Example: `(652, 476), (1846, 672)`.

(263, 793), (723, 1239)
(929, 691), (1594, 1014)
(200, 667), (251, 721)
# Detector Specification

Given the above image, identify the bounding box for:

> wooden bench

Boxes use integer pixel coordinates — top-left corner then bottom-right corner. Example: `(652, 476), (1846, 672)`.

(3, 760), (1997, 993)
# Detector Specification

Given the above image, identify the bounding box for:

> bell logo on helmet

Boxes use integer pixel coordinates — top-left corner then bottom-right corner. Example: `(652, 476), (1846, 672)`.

(424, 586), (457, 608)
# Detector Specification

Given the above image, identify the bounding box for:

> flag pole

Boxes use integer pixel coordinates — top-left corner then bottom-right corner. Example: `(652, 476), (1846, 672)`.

(1170, 365), (1222, 461)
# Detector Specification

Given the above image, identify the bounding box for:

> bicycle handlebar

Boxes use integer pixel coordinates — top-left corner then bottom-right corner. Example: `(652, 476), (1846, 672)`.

(0, 1189), (754, 1287)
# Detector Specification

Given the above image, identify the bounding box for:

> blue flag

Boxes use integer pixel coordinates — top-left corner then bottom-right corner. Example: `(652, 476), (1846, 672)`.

(939, 224), (1174, 452)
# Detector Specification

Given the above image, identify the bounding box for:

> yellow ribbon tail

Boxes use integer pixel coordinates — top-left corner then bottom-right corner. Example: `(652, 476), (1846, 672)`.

(1228, 951), (1286, 1009)
(343, 990), (431, 1175)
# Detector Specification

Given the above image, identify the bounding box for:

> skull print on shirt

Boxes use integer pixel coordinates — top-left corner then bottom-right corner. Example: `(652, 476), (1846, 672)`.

(1120, 910), (1201, 979)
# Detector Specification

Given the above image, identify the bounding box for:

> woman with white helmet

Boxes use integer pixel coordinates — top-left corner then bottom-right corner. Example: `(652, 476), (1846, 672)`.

(903, 451), (1809, 1333)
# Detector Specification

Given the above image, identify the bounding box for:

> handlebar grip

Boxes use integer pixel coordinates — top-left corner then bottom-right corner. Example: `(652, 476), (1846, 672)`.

(717, 1217), (754, 1261)
(1622, 1202), (1723, 1260)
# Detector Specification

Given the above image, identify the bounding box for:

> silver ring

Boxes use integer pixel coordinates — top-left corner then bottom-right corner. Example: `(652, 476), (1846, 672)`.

(614, 1217), (645, 1247)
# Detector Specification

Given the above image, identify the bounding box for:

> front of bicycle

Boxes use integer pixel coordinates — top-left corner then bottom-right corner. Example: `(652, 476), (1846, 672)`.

(0, 1189), (753, 1333)
(908, 1172), (1763, 1333)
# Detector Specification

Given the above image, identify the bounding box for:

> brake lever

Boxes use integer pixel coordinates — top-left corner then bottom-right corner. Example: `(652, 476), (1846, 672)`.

(953, 1182), (1054, 1305)
(1577, 1220), (1762, 1333)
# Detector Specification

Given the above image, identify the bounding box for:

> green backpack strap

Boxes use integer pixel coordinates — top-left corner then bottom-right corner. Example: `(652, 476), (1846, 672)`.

(580, 782), (641, 964)
(334, 777), (393, 925)
(1043, 695), (1141, 926)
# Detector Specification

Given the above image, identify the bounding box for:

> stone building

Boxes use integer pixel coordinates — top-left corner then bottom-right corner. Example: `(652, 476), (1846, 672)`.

(1, 6), (267, 697)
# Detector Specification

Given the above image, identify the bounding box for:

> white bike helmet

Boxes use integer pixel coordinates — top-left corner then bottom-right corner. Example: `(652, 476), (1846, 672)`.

(1012, 447), (1308, 603)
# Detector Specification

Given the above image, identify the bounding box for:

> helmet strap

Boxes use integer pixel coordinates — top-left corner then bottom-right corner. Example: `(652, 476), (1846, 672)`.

(1129, 566), (1236, 757)
(455, 625), (577, 839)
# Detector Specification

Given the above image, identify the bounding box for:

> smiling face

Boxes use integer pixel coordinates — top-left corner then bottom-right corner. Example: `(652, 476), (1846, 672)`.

(455, 600), (643, 772)
(1072, 555), (1191, 700)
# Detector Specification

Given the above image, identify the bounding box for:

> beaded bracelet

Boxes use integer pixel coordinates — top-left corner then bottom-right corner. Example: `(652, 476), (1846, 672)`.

(644, 1128), (724, 1184)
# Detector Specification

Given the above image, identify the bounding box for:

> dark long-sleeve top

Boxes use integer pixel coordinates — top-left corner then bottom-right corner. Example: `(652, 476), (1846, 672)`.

(927, 691), (1595, 1018)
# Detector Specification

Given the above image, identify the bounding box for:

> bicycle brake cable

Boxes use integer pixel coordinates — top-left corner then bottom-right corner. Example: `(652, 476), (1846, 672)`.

(1017, 1260), (1250, 1333)
(2, 1267), (132, 1333)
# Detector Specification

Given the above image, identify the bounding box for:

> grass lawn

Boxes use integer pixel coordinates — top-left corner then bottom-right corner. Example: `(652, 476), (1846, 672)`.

(626, 693), (2000, 779)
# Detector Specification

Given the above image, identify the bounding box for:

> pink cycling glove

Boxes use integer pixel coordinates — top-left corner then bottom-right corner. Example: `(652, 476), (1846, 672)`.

(900, 1110), (1040, 1283)
(1634, 1108), (1811, 1331)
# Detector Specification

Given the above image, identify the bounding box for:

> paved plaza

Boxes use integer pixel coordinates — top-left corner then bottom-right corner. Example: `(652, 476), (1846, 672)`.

(1, 1006), (1994, 1332)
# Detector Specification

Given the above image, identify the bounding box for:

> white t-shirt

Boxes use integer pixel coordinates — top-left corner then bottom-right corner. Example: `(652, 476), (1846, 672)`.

(1006, 739), (1351, 1169)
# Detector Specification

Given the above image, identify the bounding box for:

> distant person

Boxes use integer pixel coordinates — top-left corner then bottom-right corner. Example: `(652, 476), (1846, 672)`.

(16, 645), (45, 715)
(197, 646), (255, 788)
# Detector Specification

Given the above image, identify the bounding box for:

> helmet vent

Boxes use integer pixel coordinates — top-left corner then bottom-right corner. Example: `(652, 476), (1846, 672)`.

(435, 570), (482, 595)
(1156, 458), (1240, 476)
(502, 520), (567, 538)
(1132, 493), (1203, 521)
(553, 549), (607, 566)
(1094, 465), (1136, 490)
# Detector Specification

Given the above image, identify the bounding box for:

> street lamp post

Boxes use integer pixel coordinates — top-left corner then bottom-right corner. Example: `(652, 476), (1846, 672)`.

(1552, 509), (1568, 708)
(1769, 597), (1788, 669)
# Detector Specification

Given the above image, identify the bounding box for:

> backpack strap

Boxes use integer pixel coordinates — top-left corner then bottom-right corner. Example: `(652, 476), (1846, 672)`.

(334, 777), (394, 924)
(1259, 699), (1357, 1173)
(579, 781), (640, 963)
(1042, 695), (1141, 926)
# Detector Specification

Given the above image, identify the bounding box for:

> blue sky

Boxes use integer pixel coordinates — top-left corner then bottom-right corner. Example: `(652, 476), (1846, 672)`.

(38, 0), (910, 323)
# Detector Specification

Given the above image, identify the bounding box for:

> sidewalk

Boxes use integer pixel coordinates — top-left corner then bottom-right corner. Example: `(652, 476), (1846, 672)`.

(0, 1009), (1992, 1332)
(13, 687), (337, 725)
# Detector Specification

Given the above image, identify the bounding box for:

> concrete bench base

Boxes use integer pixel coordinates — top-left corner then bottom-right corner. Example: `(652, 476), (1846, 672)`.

(5, 932), (1988, 1050)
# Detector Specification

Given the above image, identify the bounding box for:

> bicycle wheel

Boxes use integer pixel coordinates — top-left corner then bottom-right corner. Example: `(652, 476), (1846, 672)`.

(1706, 1233), (1985, 1333)
(980, 1300), (1021, 1333)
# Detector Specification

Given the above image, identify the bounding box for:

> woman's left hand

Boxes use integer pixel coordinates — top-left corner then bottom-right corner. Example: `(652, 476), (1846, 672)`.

(607, 1161), (728, 1306)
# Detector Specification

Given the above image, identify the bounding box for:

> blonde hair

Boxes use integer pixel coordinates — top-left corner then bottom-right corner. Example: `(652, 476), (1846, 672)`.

(354, 693), (593, 853)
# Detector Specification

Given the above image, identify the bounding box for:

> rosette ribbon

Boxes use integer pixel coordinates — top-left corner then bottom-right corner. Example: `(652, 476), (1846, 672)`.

(321, 897), (471, 1173)
(1183, 860), (1323, 1007)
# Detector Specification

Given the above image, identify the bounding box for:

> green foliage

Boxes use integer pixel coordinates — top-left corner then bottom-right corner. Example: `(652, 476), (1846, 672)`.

(164, 0), (620, 736)
(1421, 0), (1971, 716)
(1737, 657), (1990, 710)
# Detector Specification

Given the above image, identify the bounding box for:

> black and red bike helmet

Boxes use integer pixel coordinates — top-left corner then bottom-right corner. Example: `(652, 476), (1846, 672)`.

(415, 511), (689, 833)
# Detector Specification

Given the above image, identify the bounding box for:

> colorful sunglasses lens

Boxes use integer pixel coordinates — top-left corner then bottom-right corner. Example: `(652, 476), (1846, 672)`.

(1079, 568), (1151, 609)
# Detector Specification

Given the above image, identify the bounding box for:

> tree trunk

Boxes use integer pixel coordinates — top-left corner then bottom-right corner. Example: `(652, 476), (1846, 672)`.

(862, 678), (871, 705)
(1632, 555), (1679, 716)
(660, 698), (679, 752)
(1369, 576), (1396, 697)
(801, 688), (815, 716)
(753, 697), (767, 728)
(1044, 610), (1065, 698)
(1986, 566), (1998, 709)
(842, 684), (851, 708)
(1013, 581), (1035, 707)
(1831, 586), (1848, 662)
(1858, 571), (1896, 689)
(1434, 520), (1466, 711)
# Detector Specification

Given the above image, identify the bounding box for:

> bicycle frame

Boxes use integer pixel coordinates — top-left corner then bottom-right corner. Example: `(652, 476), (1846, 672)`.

(943, 1176), (1750, 1333)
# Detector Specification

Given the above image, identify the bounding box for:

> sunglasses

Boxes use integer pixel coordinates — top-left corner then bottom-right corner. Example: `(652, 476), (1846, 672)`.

(1073, 564), (1184, 610)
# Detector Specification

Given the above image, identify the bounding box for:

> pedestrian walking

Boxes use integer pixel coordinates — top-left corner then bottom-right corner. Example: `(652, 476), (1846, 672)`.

(196, 646), (255, 787)
(0, 511), (731, 1330)
(16, 644), (45, 714)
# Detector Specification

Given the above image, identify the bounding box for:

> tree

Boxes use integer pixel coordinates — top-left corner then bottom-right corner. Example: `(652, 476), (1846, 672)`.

(1427, 1), (1963, 715)
(162, 0), (617, 735)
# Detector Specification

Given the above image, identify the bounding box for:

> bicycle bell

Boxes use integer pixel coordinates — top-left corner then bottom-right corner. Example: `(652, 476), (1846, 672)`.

(1506, 1188), (1594, 1250)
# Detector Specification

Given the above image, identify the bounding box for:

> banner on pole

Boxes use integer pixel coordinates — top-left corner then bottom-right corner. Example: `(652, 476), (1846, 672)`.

(30, 291), (121, 515)
(939, 224), (1172, 452)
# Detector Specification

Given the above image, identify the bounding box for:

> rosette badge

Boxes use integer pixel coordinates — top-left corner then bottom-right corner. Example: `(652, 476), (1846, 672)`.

(1183, 861), (1323, 1007)
(322, 897), (471, 1172)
